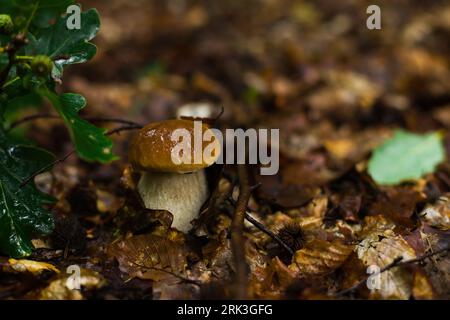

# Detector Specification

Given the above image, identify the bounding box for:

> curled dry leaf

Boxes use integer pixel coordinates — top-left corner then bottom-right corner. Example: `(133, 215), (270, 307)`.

(356, 216), (417, 299)
(107, 234), (189, 281)
(288, 239), (353, 276)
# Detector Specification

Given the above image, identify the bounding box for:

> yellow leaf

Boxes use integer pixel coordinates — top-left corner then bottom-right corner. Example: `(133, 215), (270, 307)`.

(38, 268), (104, 300)
(8, 259), (59, 275)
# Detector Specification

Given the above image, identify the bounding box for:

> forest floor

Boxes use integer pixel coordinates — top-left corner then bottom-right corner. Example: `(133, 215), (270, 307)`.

(1, 0), (449, 299)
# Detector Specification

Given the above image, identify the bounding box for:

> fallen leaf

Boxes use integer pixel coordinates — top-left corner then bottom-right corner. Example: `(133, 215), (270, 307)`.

(369, 187), (424, 227)
(412, 269), (435, 300)
(419, 195), (450, 230)
(6, 259), (59, 275)
(37, 268), (105, 300)
(368, 130), (445, 185)
(107, 234), (189, 281)
(289, 239), (353, 276)
(356, 216), (417, 299)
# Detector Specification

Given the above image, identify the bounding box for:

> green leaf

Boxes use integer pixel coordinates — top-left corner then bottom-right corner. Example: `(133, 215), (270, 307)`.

(0, 131), (55, 257)
(368, 130), (446, 185)
(32, 0), (75, 29)
(41, 89), (117, 163)
(0, 0), (74, 30)
(0, 52), (8, 71)
(26, 8), (100, 78)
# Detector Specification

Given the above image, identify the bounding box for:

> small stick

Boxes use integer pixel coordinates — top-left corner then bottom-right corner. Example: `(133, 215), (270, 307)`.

(106, 124), (143, 135)
(20, 149), (75, 188)
(8, 113), (142, 131)
(335, 246), (450, 297)
(231, 164), (251, 299)
(130, 261), (202, 286)
(19, 124), (142, 188)
(227, 196), (294, 256)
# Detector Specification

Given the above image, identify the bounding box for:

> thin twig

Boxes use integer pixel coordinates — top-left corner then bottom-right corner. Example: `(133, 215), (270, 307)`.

(8, 113), (142, 131)
(213, 106), (224, 123)
(130, 261), (202, 286)
(106, 124), (143, 135)
(335, 246), (450, 297)
(231, 164), (251, 299)
(20, 149), (75, 188)
(227, 196), (294, 256)
(19, 124), (142, 188)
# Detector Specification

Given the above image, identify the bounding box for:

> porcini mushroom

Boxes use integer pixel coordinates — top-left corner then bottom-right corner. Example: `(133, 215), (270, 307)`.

(129, 119), (220, 232)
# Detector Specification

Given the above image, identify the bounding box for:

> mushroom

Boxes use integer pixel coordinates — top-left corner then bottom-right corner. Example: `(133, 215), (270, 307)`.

(129, 119), (220, 232)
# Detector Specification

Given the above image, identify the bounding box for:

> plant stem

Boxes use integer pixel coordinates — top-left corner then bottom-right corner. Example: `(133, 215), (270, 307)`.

(227, 196), (295, 256)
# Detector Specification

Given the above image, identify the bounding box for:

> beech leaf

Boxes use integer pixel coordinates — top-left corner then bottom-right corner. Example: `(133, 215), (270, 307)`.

(368, 130), (445, 185)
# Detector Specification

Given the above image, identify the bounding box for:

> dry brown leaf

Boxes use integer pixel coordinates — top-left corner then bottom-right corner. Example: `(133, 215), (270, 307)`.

(369, 188), (424, 228)
(271, 256), (297, 288)
(419, 195), (450, 230)
(412, 269), (435, 300)
(356, 216), (417, 299)
(288, 239), (353, 276)
(323, 128), (390, 165)
(250, 256), (295, 299)
(108, 234), (189, 281)
(358, 215), (397, 239)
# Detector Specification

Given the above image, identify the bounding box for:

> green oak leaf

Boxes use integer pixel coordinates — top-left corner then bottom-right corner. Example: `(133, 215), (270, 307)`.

(368, 130), (446, 185)
(0, 0), (74, 30)
(41, 90), (117, 163)
(0, 132), (55, 257)
(26, 8), (100, 79)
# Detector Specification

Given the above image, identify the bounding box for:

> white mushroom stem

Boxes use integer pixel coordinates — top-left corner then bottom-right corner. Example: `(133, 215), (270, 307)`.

(137, 170), (209, 232)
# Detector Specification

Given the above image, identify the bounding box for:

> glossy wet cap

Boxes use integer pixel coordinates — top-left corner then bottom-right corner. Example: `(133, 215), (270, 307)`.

(129, 119), (221, 173)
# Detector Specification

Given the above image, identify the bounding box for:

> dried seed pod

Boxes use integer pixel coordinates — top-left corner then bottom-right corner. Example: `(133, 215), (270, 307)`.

(278, 221), (305, 252)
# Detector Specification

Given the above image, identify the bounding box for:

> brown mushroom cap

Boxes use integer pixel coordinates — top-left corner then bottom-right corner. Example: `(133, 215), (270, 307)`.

(129, 119), (220, 173)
